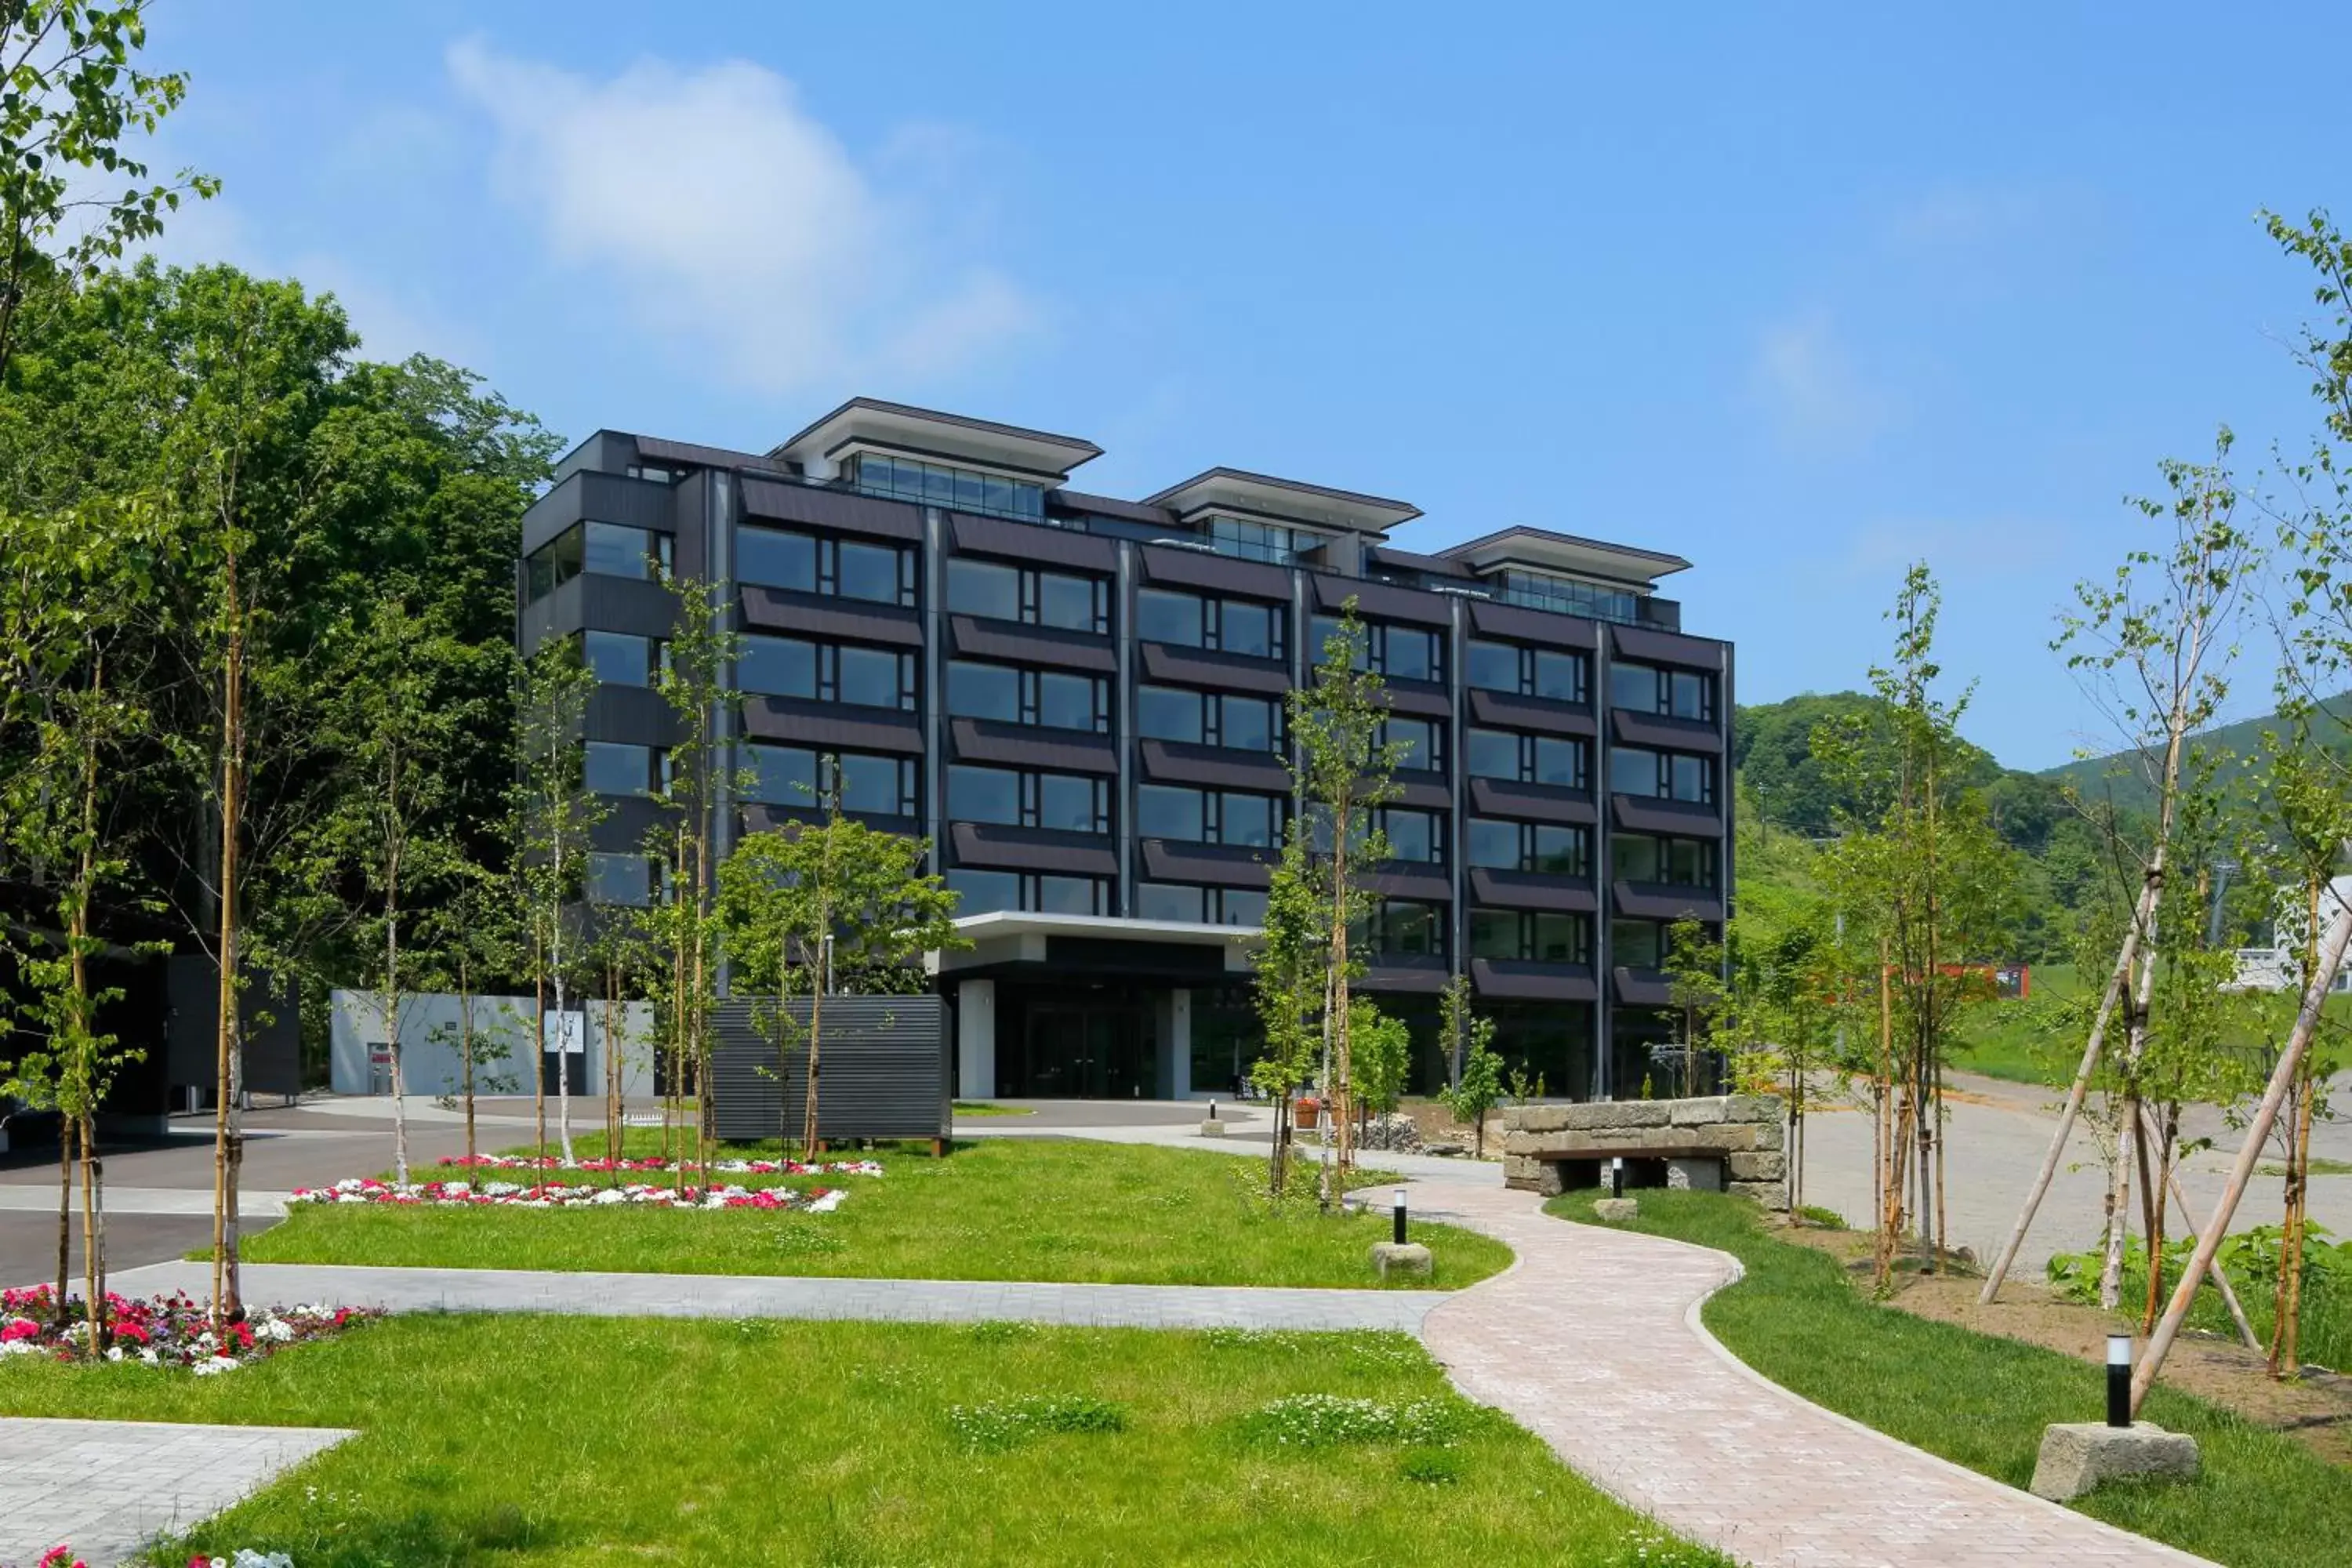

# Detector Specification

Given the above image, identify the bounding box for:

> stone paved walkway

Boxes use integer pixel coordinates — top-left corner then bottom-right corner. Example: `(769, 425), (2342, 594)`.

(1412, 1184), (2214, 1567)
(0, 1416), (353, 1567)
(109, 1258), (1441, 1332)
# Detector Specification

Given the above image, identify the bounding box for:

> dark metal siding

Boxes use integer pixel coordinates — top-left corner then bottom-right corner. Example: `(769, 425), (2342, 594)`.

(741, 478), (924, 542)
(521, 470), (679, 555)
(1468, 599), (1602, 649)
(950, 513), (1119, 572)
(710, 995), (948, 1142)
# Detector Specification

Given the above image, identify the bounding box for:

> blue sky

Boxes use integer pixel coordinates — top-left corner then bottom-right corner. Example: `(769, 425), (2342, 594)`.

(139, 2), (2348, 769)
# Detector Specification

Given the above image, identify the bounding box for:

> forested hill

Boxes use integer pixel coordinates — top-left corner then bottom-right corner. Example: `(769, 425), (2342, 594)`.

(1733, 692), (2111, 961)
(2036, 695), (2352, 818)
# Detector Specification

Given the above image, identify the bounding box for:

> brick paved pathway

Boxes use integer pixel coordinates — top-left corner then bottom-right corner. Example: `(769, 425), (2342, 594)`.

(109, 1258), (1442, 1333)
(1413, 1184), (2213, 1567)
(0, 1416), (352, 1567)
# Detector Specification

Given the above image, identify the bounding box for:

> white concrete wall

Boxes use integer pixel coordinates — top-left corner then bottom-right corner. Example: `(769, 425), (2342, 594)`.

(956, 978), (995, 1099)
(329, 990), (654, 1100)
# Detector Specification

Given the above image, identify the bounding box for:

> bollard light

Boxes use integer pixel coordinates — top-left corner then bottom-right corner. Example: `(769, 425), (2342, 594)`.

(1393, 1187), (1409, 1245)
(2107, 1334), (2132, 1428)
(1208, 1100), (1218, 1122)
(1610, 1156), (1626, 1200)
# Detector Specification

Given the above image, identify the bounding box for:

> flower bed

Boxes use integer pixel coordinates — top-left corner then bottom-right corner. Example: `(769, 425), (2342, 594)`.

(0, 1285), (377, 1372)
(3, 1550), (295, 1568)
(437, 1155), (884, 1177)
(292, 1178), (851, 1212)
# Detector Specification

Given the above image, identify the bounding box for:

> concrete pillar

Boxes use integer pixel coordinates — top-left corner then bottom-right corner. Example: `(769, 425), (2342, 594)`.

(956, 978), (996, 1099)
(1171, 988), (1192, 1098)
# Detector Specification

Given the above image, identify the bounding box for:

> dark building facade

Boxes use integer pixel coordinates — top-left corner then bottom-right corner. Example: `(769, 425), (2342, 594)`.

(517, 398), (1733, 1102)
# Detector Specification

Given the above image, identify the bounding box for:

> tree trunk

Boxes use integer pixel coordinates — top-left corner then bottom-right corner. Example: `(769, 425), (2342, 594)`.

(532, 946), (546, 1164)
(2162, 1160), (2260, 1352)
(2280, 1071), (2316, 1374)
(2136, 1105), (2165, 1334)
(802, 932), (827, 1160)
(53, 1129), (71, 1325)
(605, 969), (622, 1173)
(2100, 1090), (2139, 1311)
(387, 898), (408, 1187)
(459, 956), (477, 1167)
(1330, 814), (1354, 1181)
(78, 1117), (103, 1352)
(210, 577), (245, 1328)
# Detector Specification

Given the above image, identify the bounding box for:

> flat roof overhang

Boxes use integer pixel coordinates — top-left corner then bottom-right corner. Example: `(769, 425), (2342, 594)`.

(1142, 467), (1421, 535)
(770, 397), (1103, 482)
(1439, 525), (1693, 588)
(928, 911), (1263, 978)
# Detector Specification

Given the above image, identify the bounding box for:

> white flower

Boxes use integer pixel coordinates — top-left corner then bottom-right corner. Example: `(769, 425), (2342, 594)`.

(0, 1339), (38, 1357)
(192, 1355), (242, 1376)
(255, 1317), (296, 1343)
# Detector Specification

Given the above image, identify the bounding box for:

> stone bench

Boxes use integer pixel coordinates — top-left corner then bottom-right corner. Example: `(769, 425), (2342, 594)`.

(1501, 1094), (1788, 1208)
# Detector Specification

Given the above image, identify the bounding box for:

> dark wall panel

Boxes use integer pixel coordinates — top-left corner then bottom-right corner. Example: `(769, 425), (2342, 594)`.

(710, 995), (948, 1142)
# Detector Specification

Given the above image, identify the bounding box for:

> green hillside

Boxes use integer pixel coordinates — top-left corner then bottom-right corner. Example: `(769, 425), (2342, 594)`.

(2037, 694), (2352, 818)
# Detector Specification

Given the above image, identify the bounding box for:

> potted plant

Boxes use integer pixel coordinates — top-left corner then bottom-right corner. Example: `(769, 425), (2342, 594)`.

(1294, 1094), (1320, 1131)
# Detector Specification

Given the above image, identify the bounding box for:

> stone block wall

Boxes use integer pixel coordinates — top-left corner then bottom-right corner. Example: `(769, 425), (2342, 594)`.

(1501, 1094), (1788, 1208)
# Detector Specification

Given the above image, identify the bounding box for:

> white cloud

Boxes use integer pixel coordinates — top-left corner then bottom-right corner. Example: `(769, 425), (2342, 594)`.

(1750, 309), (1886, 452)
(445, 39), (1038, 394)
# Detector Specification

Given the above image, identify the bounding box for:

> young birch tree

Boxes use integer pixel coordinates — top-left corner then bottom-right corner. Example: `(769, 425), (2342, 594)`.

(517, 643), (601, 1166)
(1250, 819), (1328, 1196)
(1287, 603), (1406, 1186)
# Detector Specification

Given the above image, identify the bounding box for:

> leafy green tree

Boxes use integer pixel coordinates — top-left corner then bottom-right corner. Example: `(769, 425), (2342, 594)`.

(715, 811), (960, 1156)
(1348, 996), (1410, 1136)
(419, 866), (524, 1169)
(1437, 985), (1504, 1159)
(1657, 916), (1728, 1098)
(1287, 602), (1406, 1184)
(0, 1), (215, 379)
(1250, 819), (1327, 1196)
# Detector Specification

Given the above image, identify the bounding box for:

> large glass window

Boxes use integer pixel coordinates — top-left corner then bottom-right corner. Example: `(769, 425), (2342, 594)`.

(737, 527), (818, 593)
(1137, 786), (1277, 846)
(745, 746), (913, 815)
(1381, 717), (1442, 771)
(582, 630), (656, 687)
(1612, 918), (1668, 969)
(1533, 736), (1586, 789)
(1218, 792), (1277, 848)
(1610, 746), (1714, 803)
(1471, 909), (1591, 964)
(1613, 834), (1717, 887)
(743, 743), (820, 806)
(1610, 661), (1715, 721)
(588, 851), (655, 907)
(1147, 881), (1272, 927)
(1037, 772), (1105, 833)
(837, 540), (911, 604)
(949, 766), (1107, 833)
(1470, 730), (1587, 789)
(837, 753), (916, 815)
(1036, 670), (1104, 731)
(1035, 875), (1104, 915)
(1466, 639), (1590, 702)
(1467, 728), (1520, 780)
(947, 660), (1022, 722)
(947, 868), (1022, 915)
(1138, 684), (1203, 743)
(583, 741), (657, 797)
(584, 521), (670, 580)
(1381, 625), (1439, 682)
(1377, 808), (1443, 864)
(837, 645), (907, 708)
(1219, 694), (1278, 753)
(852, 453), (1045, 521)
(1468, 818), (1590, 876)
(525, 526), (585, 602)
(1143, 590), (1286, 659)
(1138, 588), (1203, 646)
(1499, 568), (1642, 625)
(741, 635), (818, 699)
(1037, 572), (1103, 633)
(1138, 785), (1206, 841)
(1355, 900), (1444, 957)
(949, 558), (1108, 633)
(1205, 516), (1305, 564)
(948, 764), (1022, 826)
(947, 558), (1022, 620)
(947, 869), (1105, 915)
(1219, 600), (1281, 659)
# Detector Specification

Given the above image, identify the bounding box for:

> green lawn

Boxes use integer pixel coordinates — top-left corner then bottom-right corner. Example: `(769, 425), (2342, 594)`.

(1549, 1189), (2348, 1568)
(1954, 962), (2082, 1087)
(0, 1316), (1730, 1567)
(951, 1101), (1033, 1116)
(248, 1138), (1512, 1290)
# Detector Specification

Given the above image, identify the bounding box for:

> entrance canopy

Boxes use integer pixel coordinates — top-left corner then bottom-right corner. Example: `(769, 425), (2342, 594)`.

(931, 911), (1261, 985)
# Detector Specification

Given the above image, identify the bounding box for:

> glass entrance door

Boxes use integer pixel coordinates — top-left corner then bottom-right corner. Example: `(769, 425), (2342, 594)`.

(1017, 996), (1151, 1098)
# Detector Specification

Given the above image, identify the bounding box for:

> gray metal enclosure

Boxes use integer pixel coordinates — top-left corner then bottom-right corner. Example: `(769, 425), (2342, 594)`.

(710, 995), (949, 1143)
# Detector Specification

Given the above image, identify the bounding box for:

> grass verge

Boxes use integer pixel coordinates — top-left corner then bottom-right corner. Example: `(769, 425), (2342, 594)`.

(245, 1137), (1512, 1290)
(1549, 1188), (2348, 1568)
(951, 1101), (1033, 1116)
(0, 1316), (1730, 1567)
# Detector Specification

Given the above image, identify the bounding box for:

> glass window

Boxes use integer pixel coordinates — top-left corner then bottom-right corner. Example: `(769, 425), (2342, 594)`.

(1612, 919), (1665, 969)
(1218, 695), (1276, 753)
(1533, 736), (1586, 789)
(1467, 818), (1520, 869)
(1383, 626), (1436, 682)
(1036, 671), (1103, 731)
(526, 526), (585, 602)
(1036, 572), (1102, 633)
(1613, 834), (1662, 884)
(1467, 728), (1520, 780)
(1138, 684), (1203, 743)
(1218, 888), (1269, 927)
(1219, 792), (1277, 848)
(1531, 825), (1588, 876)
(835, 753), (911, 816)
(583, 741), (652, 797)
(837, 645), (907, 709)
(947, 661), (1021, 722)
(983, 475), (1017, 516)
(1037, 773), (1105, 834)
(738, 527), (817, 592)
(1218, 600), (1278, 659)
(1308, 615), (1369, 671)
(1035, 876), (1104, 916)
(584, 521), (666, 580)
(924, 464), (956, 506)
(1138, 588), (1203, 646)
(948, 764), (1021, 825)
(948, 558), (1022, 620)
(1534, 650), (1587, 703)
(1532, 913), (1588, 964)
(1610, 746), (1661, 797)
(1138, 785), (1205, 841)
(587, 851), (652, 907)
(741, 635), (817, 699)
(947, 869), (1020, 915)
(1207, 517), (1297, 563)
(1469, 908), (1519, 960)
(854, 455), (1044, 524)
(743, 743), (818, 806)
(836, 541), (906, 604)
(1671, 753), (1712, 803)
(1676, 670), (1713, 721)
(1372, 900), (1442, 956)
(1382, 717), (1438, 771)
(582, 630), (652, 687)
(1380, 808), (1441, 864)
(1467, 640), (1519, 693)
(1612, 662), (1663, 713)
(1138, 882), (1204, 922)
(953, 469), (985, 513)
(1671, 839), (1716, 886)
(1501, 569), (1642, 625)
